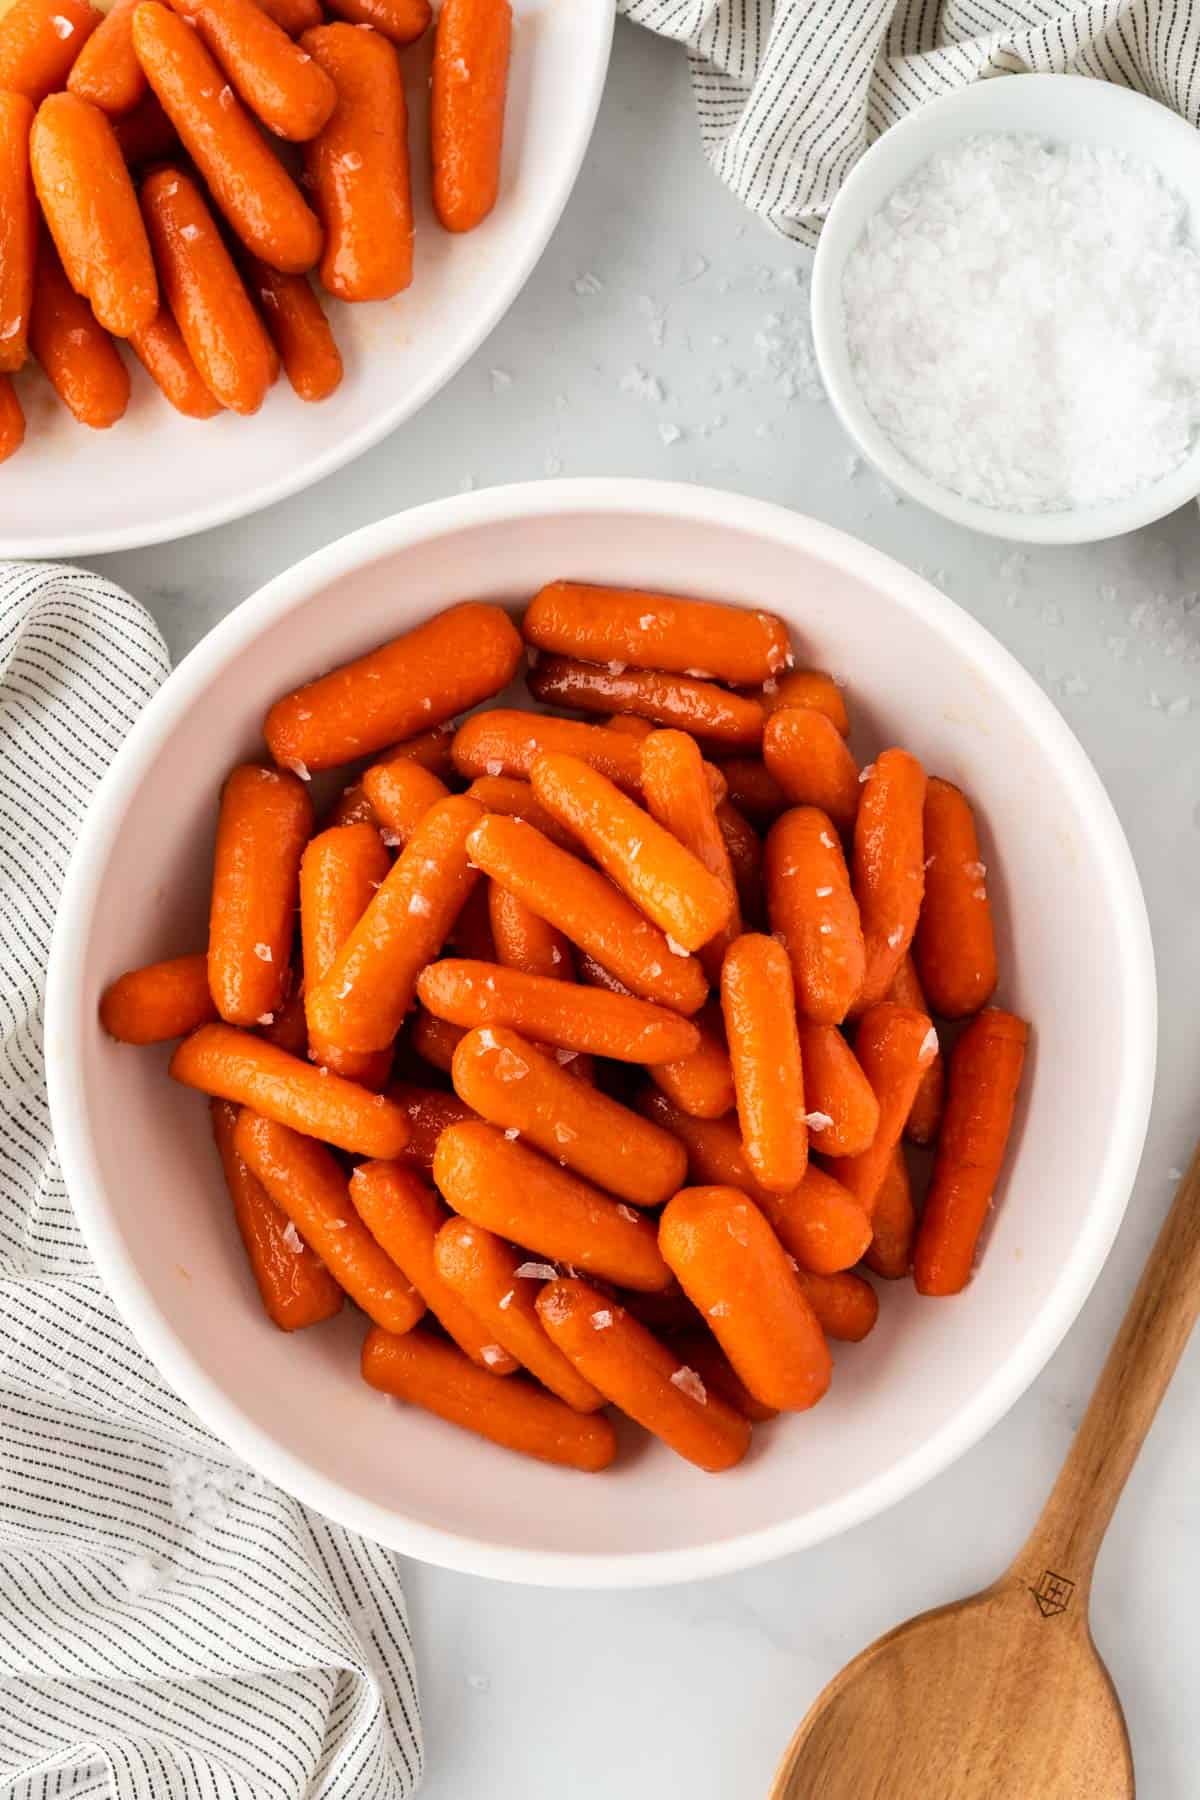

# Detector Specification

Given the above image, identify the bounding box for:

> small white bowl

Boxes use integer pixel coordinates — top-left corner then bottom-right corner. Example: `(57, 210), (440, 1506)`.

(46, 480), (1155, 1587)
(812, 74), (1200, 544)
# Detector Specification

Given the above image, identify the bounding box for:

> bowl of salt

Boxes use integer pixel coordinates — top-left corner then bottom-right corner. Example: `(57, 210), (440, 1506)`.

(811, 73), (1200, 543)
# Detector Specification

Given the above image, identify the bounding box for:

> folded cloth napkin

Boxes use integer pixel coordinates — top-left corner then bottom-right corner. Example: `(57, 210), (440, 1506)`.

(0, 566), (421, 1800)
(619, 0), (1200, 242)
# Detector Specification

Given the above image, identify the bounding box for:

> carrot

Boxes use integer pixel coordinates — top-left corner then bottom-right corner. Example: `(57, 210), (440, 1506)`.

(433, 1120), (671, 1292)
(794, 1267), (878, 1342)
(668, 1329), (778, 1422)
(361, 755), (448, 845)
(388, 1082), (476, 1170)
(140, 167), (275, 415)
(852, 747), (927, 1011)
(832, 1003), (937, 1217)
(362, 1325), (616, 1470)
(522, 581), (791, 686)
(537, 1278), (750, 1471)
(762, 707), (859, 836)
(255, 0), (321, 32)
(172, 1023), (411, 1157)
(298, 821), (392, 1085)
(465, 776), (578, 852)
(307, 795), (483, 1055)
(0, 375), (24, 462)
(487, 881), (574, 979)
(301, 22), (413, 302)
(68, 0), (145, 114)
(326, 782), (376, 830)
(913, 777), (997, 1019)
(410, 1007), (465, 1075)
(795, 1018), (879, 1157)
(434, 1217), (604, 1409)
(721, 933), (806, 1193)
(266, 605), (520, 775)
(100, 952), (217, 1043)
(233, 1109), (422, 1330)
(210, 1099), (342, 1330)
(256, 977), (307, 1055)
(236, 259), (341, 402)
(419, 960), (697, 1065)
(349, 1161), (517, 1370)
(446, 879), (494, 962)
(452, 709), (646, 793)
(29, 233), (129, 427)
(716, 799), (763, 922)
(133, 2), (322, 272)
(0, 0), (98, 104)
(451, 1025), (687, 1206)
(660, 1185), (831, 1412)
(766, 805), (865, 1024)
(208, 763), (311, 1026)
(756, 668), (849, 736)
(31, 92), (157, 339)
(465, 813), (708, 1015)
(647, 999), (734, 1120)
(111, 89), (175, 163)
(863, 1149), (914, 1280)
(718, 757), (788, 827)
(324, 0), (429, 42)
(372, 722), (458, 779)
(0, 93), (36, 374)
(889, 954), (945, 1145)
(431, 0), (509, 231)
(129, 309), (223, 418)
(640, 727), (740, 976)
(913, 1008), (1029, 1296)
(167, 0), (336, 140)
(528, 656), (764, 748)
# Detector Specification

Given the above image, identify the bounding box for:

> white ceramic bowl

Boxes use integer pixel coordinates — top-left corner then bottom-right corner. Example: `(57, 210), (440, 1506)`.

(46, 479), (1155, 1587)
(0, 0), (612, 559)
(811, 74), (1200, 544)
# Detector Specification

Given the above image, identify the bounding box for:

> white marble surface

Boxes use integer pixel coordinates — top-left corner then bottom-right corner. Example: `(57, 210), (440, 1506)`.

(91, 21), (1200, 1796)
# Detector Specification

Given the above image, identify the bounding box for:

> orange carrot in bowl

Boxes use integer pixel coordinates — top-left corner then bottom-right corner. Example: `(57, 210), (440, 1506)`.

(913, 776), (998, 1019)
(100, 952), (217, 1043)
(913, 1008), (1029, 1296)
(418, 960), (699, 1065)
(795, 1267), (878, 1342)
(208, 763), (312, 1026)
(755, 668), (850, 735)
(325, 0), (429, 41)
(299, 822), (392, 1085)
(0, 376), (24, 462)
(464, 776), (578, 851)
(794, 1018), (879, 1158)
(528, 656), (765, 748)
(431, 0), (509, 231)
(765, 805), (865, 1024)
(0, 0), (99, 104)
(863, 1149), (914, 1280)
(167, 0), (336, 141)
(852, 747), (927, 1010)
(668, 1329), (778, 1422)
(889, 953), (945, 1145)
(388, 1082), (477, 1169)
(68, 0), (145, 114)
(762, 707), (859, 835)
(640, 727), (741, 974)
(30, 235), (130, 427)
(522, 581), (792, 686)
(452, 709), (647, 792)
(244, 261), (342, 402)
(487, 881), (575, 978)
(722, 933), (806, 1193)
(129, 309), (224, 418)
(832, 1002), (937, 1217)
(361, 756), (448, 845)
(0, 93), (35, 375)
(410, 1007), (465, 1074)
(647, 999), (734, 1120)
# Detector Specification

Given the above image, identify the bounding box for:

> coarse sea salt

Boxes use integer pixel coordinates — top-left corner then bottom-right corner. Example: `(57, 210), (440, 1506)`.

(842, 133), (1200, 513)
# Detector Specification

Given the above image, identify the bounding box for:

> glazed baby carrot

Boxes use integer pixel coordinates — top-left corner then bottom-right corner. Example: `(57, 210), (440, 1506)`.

(466, 813), (708, 1015)
(307, 795), (483, 1054)
(324, 0), (429, 41)
(452, 709), (647, 793)
(100, 952), (217, 1043)
(299, 822), (392, 1084)
(326, 782), (376, 829)
(302, 22), (413, 302)
(362, 1326), (616, 1471)
(523, 581), (792, 686)
(659, 1186), (832, 1412)
(419, 961), (698, 1065)
(173, 1023), (411, 1157)
(0, 0), (98, 104)
(451, 1026), (687, 1206)
(669, 1329), (778, 1422)
(266, 604), (521, 773)
(208, 763), (311, 1026)
(716, 799), (763, 921)
(242, 259), (342, 401)
(722, 933), (806, 1193)
(913, 1008), (1029, 1296)
(465, 776), (577, 851)
(29, 235), (129, 427)
(349, 1162), (517, 1370)
(913, 777), (998, 1019)
(133, 3), (322, 272)
(141, 167), (276, 415)
(832, 1002), (937, 1217)
(531, 752), (733, 953)
(640, 727), (741, 973)
(256, 0), (322, 31)
(112, 89), (175, 162)
(647, 999), (734, 1120)
(0, 94), (35, 374)
(536, 1278), (750, 1472)
(762, 707), (860, 835)
(129, 309), (223, 418)
(794, 1267), (878, 1342)
(718, 757), (788, 827)
(795, 1018), (880, 1157)
(863, 1149), (914, 1281)
(433, 1121), (671, 1291)
(766, 806), (865, 1025)
(487, 881), (574, 978)
(410, 1007), (465, 1074)
(431, 0), (510, 231)
(31, 92), (157, 338)
(889, 954), (944, 1145)
(528, 657), (765, 748)
(434, 1217), (605, 1410)
(68, 0), (145, 114)
(168, 0), (336, 141)
(757, 669), (850, 736)
(210, 1099), (342, 1330)
(0, 376), (24, 463)
(361, 755), (448, 844)
(852, 747), (927, 1010)
(234, 1110), (422, 1330)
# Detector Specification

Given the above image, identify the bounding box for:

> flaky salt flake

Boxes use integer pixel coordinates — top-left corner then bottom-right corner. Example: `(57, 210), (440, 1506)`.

(281, 1221), (304, 1254)
(638, 613), (656, 629)
(327, 1219), (347, 1231)
(590, 1309), (613, 1329)
(646, 961), (663, 978)
(253, 942), (273, 962)
(51, 13), (74, 34)
(670, 1365), (706, 1405)
(858, 762), (875, 784)
(665, 934), (689, 958)
(286, 758), (311, 781)
(408, 893), (432, 917)
(494, 1047), (528, 1081)
(964, 860), (987, 878)
(553, 1047), (577, 1064)
(515, 1261), (557, 1280)
(256, 1012), (274, 1025)
(498, 1289), (514, 1310)
(180, 223), (201, 242)
(484, 759), (504, 776)
(480, 1344), (508, 1367)
(553, 1122), (576, 1144)
(815, 885), (833, 898)
(819, 830), (836, 849)
(503, 1126), (520, 1140)
(708, 1300), (730, 1319)
(340, 150), (363, 172)
(920, 1026), (940, 1064)
(887, 925), (905, 948)
(616, 1204), (640, 1223)
(804, 1111), (833, 1131)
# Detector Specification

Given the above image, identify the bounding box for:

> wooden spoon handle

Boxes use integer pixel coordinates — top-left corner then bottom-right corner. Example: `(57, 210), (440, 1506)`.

(1010, 1137), (1200, 1603)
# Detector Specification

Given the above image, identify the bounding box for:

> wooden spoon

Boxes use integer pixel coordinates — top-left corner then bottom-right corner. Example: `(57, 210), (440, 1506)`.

(770, 1142), (1200, 1800)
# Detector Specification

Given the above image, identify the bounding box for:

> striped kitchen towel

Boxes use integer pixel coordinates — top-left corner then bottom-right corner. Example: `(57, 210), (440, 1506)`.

(0, 566), (421, 1800)
(618, 0), (1200, 242)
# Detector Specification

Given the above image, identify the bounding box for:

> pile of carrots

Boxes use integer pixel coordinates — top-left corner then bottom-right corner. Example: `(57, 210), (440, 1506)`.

(0, 0), (510, 458)
(100, 583), (1030, 1476)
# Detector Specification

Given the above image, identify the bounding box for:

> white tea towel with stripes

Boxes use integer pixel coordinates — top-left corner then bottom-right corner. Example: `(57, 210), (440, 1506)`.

(619, 0), (1200, 242)
(0, 565), (421, 1800)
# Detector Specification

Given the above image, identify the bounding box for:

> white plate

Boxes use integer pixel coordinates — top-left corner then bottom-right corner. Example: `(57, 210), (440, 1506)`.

(0, 1), (613, 558)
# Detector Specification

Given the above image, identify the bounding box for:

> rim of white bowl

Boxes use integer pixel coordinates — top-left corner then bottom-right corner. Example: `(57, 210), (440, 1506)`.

(812, 73), (1200, 545)
(9, 5), (614, 561)
(45, 479), (1157, 1588)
